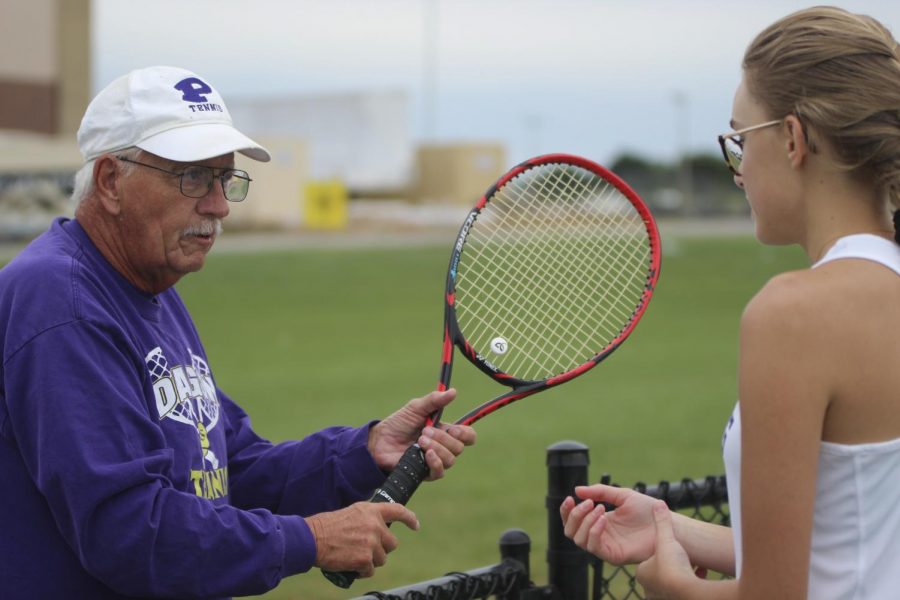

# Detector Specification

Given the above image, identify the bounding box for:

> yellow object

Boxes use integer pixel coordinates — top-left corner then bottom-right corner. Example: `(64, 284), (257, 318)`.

(303, 179), (348, 230)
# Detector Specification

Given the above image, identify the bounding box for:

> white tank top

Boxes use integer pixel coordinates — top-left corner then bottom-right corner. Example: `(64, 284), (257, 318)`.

(722, 234), (900, 599)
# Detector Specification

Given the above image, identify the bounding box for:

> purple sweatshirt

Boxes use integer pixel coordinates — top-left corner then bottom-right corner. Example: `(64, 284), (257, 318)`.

(0, 218), (385, 599)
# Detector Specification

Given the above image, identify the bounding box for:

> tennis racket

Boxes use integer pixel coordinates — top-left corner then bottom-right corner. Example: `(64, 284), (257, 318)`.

(323, 153), (661, 588)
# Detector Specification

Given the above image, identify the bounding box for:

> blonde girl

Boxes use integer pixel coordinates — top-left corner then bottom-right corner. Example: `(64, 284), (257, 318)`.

(561, 6), (900, 599)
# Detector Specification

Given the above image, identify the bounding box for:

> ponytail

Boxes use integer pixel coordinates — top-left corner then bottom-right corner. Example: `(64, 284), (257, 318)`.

(893, 209), (900, 245)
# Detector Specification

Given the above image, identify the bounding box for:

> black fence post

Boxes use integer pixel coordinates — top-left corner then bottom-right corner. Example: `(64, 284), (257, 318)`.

(546, 441), (589, 600)
(498, 528), (531, 600)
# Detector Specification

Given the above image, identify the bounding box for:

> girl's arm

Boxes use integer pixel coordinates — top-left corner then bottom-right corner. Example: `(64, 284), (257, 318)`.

(733, 275), (826, 599)
(561, 485), (735, 575)
(638, 274), (828, 599)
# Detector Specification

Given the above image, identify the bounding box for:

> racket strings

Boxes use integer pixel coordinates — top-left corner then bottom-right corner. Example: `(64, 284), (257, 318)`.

(461, 181), (618, 371)
(478, 166), (644, 332)
(460, 193), (603, 374)
(515, 170), (650, 321)
(454, 162), (653, 381)
(468, 175), (635, 371)
(473, 185), (642, 374)
(461, 229), (644, 380)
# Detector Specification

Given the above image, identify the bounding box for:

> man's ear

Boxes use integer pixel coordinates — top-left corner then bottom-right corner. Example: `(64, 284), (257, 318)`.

(783, 115), (810, 170)
(93, 155), (123, 216)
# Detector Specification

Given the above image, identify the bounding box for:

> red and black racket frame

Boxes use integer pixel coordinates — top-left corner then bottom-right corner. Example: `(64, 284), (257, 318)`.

(434, 153), (661, 426)
(322, 153), (660, 589)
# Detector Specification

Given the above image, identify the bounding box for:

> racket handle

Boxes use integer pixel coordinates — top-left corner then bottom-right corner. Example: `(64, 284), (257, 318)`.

(321, 444), (429, 588)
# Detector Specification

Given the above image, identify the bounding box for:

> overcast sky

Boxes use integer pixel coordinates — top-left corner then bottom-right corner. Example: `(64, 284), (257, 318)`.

(93, 0), (900, 166)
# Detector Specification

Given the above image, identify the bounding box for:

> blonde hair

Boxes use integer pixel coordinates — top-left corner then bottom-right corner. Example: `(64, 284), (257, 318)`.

(743, 6), (900, 207)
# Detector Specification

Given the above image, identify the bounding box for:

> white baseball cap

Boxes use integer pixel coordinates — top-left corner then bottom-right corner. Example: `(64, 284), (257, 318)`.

(77, 66), (270, 163)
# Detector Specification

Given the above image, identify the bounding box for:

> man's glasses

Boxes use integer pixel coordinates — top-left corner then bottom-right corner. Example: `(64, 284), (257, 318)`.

(116, 156), (252, 202)
(717, 120), (782, 176)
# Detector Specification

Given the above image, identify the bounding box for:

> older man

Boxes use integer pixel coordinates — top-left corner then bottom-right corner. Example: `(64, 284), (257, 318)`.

(0, 66), (474, 599)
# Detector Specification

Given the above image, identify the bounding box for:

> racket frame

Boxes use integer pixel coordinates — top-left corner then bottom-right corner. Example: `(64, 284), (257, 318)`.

(433, 153), (661, 427)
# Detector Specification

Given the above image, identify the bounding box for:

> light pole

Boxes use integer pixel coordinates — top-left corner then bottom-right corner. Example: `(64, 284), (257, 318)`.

(673, 91), (694, 214)
(423, 0), (439, 141)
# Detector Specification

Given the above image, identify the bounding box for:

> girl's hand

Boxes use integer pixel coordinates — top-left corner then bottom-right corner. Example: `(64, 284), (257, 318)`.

(560, 483), (660, 565)
(636, 502), (696, 599)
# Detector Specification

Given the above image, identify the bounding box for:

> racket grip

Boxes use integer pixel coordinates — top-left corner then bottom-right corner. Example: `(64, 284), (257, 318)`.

(321, 444), (429, 588)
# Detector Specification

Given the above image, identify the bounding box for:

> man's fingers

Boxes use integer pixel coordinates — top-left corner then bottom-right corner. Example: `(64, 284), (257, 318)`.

(378, 502), (420, 531)
(442, 423), (476, 446)
(412, 388), (457, 416)
(421, 424), (472, 456)
(419, 419), (476, 480)
(380, 528), (400, 554)
(372, 540), (390, 567)
(419, 427), (460, 460)
(307, 502), (422, 575)
(357, 564), (376, 579)
(423, 447), (445, 480)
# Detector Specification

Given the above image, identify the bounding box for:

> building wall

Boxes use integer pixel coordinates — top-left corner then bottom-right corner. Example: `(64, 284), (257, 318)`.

(228, 91), (411, 191)
(0, 0), (90, 136)
(229, 136), (309, 230)
(415, 143), (506, 205)
(57, 0), (91, 135)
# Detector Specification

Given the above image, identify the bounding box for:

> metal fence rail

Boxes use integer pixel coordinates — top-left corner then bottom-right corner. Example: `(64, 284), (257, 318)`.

(355, 441), (730, 600)
(355, 529), (536, 600)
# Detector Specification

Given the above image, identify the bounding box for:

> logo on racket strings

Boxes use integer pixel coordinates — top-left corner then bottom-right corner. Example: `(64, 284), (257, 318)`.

(491, 337), (509, 355)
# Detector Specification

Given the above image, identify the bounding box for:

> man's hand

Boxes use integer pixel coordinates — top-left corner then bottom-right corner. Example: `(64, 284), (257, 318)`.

(368, 389), (476, 480)
(306, 502), (419, 577)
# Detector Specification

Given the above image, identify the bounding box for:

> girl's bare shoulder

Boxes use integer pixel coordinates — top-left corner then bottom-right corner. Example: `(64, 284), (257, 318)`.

(742, 259), (900, 343)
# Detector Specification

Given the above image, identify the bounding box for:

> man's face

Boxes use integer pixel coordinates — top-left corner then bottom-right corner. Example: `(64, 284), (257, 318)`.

(115, 151), (233, 293)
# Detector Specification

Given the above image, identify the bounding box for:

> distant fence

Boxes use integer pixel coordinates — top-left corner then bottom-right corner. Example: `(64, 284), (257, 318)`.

(354, 441), (729, 600)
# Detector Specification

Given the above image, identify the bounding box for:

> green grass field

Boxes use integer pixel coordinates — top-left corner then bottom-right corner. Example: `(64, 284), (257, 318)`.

(0, 228), (805, 598)
(169, 231), (806, 599)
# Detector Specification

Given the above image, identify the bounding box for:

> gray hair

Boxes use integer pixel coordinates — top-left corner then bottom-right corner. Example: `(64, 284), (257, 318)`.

(71, 146), (144, 207)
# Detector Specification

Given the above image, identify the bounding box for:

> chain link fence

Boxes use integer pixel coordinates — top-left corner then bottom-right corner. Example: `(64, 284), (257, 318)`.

(355, 441), (730, 600)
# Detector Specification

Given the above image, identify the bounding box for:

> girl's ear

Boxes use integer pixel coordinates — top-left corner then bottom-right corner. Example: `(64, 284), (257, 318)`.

(783, 115), (810, 170)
